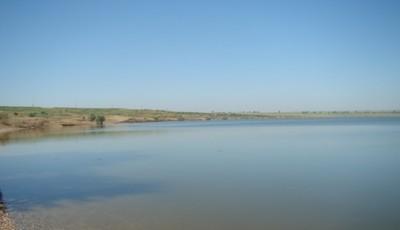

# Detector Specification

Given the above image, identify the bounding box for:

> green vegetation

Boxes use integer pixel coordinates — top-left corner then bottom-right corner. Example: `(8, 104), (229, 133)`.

(89, 113), (96, 121)
(95, 115), (106, 127)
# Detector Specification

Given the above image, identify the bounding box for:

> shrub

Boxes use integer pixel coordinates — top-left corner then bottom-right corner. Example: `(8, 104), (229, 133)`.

(96, 115), (106, 126)
(89, 113), (96, 121)
(28, 112), (37, 117)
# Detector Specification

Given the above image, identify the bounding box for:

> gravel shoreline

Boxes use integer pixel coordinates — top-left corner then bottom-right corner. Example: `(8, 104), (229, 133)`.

(0, 212), (15, 230)
(1, 191), (15, 230)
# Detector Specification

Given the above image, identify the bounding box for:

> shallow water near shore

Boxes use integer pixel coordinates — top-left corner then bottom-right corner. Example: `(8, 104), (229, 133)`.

(1, 118), (400, 230)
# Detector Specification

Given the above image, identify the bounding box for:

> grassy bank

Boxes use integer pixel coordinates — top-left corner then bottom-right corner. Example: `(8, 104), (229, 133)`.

(1, 106), (399, 133)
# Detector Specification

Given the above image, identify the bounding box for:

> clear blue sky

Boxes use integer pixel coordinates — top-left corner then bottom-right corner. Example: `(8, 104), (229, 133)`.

(1, 0), (399, 112)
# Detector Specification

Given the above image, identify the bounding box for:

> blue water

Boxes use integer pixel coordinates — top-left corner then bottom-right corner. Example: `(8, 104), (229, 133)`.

(1, 118), (400, 229)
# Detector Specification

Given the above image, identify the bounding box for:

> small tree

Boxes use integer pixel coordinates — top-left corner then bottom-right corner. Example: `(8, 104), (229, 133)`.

(96, 115), (106, 127)
(89, 113), (96, 121)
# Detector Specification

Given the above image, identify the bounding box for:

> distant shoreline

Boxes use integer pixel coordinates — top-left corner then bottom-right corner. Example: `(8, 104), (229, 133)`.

(1, 106), (400, 135)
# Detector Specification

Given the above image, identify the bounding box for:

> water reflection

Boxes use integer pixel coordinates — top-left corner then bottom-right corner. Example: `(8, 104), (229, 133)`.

(0, 151), (163, 211)
(0, 125), (165, 146)
(4, 177), (161, 212)
(1, 119), (400, 229)
(0, 125), (167, 211)
(2, 118), (398, 146)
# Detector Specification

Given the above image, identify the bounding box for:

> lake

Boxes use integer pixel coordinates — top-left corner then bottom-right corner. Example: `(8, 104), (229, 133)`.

(1, 118), (400, 230)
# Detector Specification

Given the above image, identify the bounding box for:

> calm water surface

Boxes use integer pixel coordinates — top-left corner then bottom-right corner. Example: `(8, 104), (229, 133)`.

(1, 118), (400, 230)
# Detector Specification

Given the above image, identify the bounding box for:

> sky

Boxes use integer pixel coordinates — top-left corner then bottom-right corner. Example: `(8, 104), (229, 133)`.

(0, 0), (399, 112)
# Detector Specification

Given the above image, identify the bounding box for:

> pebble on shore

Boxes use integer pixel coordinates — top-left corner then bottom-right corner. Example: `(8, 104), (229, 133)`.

(0, 212), (16, 230)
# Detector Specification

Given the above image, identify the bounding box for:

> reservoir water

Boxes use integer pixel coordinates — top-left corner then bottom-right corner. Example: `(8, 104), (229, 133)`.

(1, 118), (400, 229)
